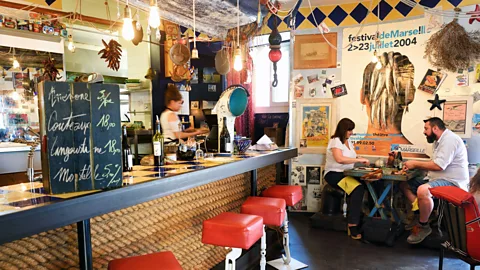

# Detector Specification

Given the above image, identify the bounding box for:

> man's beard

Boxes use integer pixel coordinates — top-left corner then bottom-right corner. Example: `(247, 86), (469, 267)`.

(426, 133), (437, 144)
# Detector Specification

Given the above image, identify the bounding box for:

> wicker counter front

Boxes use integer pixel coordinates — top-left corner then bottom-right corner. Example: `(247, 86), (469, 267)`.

(0, 165), (276, 270)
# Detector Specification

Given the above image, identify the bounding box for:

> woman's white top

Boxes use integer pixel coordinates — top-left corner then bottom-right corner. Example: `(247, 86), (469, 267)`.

(160, 109), (180, 142)
(324, 137), (357, 175)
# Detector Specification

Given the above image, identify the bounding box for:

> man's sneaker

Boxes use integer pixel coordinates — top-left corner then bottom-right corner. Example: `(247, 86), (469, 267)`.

(407, 224), (432, 244)
(405, 215), (419, 230)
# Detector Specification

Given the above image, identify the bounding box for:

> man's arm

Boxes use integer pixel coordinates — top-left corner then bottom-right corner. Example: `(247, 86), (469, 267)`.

(405, 160), (443, 171)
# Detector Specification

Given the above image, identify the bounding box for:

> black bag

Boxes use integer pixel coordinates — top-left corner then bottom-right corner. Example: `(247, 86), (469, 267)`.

(362, 217), (403, 247)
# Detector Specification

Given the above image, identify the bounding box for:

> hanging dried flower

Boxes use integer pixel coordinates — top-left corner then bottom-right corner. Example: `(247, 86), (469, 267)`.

(98, 39), (122, 71)
(424, 14), (480, 72)
(43, 57), (62, 81)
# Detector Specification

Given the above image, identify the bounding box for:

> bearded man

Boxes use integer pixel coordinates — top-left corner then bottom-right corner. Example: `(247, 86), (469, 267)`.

(400, 117), (469, 244)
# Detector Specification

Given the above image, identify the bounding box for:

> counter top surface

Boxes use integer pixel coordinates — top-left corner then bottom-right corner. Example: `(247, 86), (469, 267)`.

(0, 148), (297, 245)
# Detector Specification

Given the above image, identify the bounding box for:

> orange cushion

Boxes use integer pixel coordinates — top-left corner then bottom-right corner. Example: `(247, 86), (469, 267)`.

(202, 212), (264, 249)
(262, 185), (303, 206)
(108, 251), (182, 270)
(241, 196), (286, 226)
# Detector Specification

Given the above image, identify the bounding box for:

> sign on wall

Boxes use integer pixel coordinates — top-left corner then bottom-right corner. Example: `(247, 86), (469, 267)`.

(341, 18), (437, 158)
(39, 82), (122, 194)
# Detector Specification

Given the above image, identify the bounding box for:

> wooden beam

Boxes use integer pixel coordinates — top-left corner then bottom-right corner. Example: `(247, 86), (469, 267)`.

(0, 0), (120, 27)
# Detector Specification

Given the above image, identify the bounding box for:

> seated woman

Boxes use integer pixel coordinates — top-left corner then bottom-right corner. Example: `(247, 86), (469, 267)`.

(470, 168), (480, 206)
(160, 84), (208, 143)
(324, 118), (370, 239)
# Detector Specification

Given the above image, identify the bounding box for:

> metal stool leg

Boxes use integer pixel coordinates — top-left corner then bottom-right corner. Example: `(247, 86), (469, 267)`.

(260, 225), (267, 270)
(225, 248), (242, 270)
(267, 212), (308, 270)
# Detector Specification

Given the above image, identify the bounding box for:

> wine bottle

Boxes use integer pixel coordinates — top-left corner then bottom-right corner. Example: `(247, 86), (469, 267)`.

(122, 125), (133, 172)
(153, 116), (165, 166)
(219, 117), (231, 153)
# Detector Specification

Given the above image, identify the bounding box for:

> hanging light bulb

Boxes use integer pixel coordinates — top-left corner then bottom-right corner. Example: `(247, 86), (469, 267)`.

(148, 0), (161, 29)
(136, 8), (141, 30)
(234, 0), (243, 71)
(371, 50), (378, 63)
(67, 35), (76, 53)
(122, 3), (134, 41)
(147, 27), (151, 36)
(375, 61), (382, 70)
(191, 0), (199, 59)
(12, 90), (20, 101)
(233, 48), (243, 71)
(116, 1), (121, 20)
(12, 48), (19, 69)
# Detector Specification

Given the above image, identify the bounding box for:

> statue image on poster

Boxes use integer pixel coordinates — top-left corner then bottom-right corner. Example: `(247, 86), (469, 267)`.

(356, 51), (427, 158)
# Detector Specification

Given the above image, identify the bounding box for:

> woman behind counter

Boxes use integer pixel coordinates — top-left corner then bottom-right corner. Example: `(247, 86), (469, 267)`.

(324, 118), (369, 240)
(160, 84), (209, 143)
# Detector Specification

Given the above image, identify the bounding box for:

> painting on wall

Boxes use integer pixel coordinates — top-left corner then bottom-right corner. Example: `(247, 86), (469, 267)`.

(296, 99), (335, 153)
(293, 33), (337, 69)
(442, 96), (473, 138)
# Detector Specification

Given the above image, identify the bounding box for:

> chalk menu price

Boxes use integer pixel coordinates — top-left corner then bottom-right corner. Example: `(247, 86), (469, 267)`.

(40, 82), (122, 194)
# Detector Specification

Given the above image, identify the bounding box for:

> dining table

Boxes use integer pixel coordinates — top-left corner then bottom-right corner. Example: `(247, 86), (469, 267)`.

(344, 167), (422, 223)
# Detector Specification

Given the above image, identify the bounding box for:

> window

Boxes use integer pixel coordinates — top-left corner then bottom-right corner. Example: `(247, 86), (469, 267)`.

(251, 34), (290, 112)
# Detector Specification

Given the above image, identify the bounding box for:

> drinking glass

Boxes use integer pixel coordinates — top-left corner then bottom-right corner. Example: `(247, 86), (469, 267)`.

(195, 141), (205, 161)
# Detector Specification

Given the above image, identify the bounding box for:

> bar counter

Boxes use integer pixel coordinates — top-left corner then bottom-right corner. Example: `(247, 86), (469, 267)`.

(0, 148), (297, 269)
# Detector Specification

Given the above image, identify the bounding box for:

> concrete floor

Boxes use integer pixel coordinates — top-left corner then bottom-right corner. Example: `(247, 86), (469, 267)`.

(263, 213), (472, 270)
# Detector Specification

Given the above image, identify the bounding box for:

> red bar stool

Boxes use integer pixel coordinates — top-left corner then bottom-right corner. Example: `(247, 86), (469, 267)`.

(241, 196), (286, 270)
(108, 251), (182, 270)
(202, 212), (264, 270)
(262, 185), (308, 269)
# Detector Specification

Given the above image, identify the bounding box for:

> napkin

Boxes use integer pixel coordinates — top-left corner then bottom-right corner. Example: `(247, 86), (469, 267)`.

(249, 134), (279, 151)
(337, 176), (361, 195)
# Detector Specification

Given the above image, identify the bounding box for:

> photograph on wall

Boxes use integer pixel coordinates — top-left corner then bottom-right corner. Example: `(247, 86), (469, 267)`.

(331, 84), (348, 98)
(294, 84), (304, 99)
(294, 33), (337, 69)
(341, 18), (436, 158)
(307, 74), (319, 84)
(475, 64), (480, 83)
(306, 166), (322, 185)
(208, 84), (216, 92)
(307, 184), (322, 212)
(296, 99), (334, 153)
(191, 101), (199, 110)
(473, 114), (480, 135)
(12, 72), (28, 89)
(203, 67), (221, 83)
(417, 69), (447, 94)
(290, 164), (306, 186)
(455, 73), (469, 87)
(191, 68), (199, 84)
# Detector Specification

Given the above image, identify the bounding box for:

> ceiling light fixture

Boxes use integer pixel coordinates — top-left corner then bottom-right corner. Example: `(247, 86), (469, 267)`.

(148, 0), (161, 29)
(233, 0), (243, 71)
(122, 0), (134, 41)
(67, 34), (76, 52)
(374, 0), (382, 70)
(12, 48), (19, 69)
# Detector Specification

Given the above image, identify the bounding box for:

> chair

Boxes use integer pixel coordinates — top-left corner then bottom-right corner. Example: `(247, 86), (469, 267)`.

(127, 129), (153, 165)
(108, 251), (182, 270)
(429, 186), (480, 270)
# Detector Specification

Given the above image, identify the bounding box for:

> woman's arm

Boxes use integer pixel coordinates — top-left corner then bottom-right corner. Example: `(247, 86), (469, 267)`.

(168, 113), (208, 139)
(332, 148), (369, 165)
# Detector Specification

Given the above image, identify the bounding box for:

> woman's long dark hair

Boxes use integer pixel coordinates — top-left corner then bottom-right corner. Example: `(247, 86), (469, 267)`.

(470, 168), (480, 193)
(331, 118), (355, 143)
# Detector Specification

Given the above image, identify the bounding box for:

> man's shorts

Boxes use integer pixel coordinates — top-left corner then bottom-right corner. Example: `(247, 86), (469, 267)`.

(407, 176), (457, 195)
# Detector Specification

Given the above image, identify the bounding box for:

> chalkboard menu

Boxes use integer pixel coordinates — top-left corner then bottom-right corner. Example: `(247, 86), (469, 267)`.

(39, 82), (122, 194)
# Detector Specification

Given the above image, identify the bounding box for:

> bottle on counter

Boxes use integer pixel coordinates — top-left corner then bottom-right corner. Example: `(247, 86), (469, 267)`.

(122, 125), (133, 172)
(396, 151), (403, 169)
(219, 117), (231, 153)
(153, 116), (165, 166)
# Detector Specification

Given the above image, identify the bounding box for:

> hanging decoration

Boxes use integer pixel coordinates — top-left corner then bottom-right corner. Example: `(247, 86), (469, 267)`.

(98, 39), (123, 71)
(191, 0), (199, 59)
(148, 0), (161, 29)
(428, 94), (446, 111)
(425, 8), (480, 72)
(233, 0), (243, 71)
(268, 16), (282, 87)
(122, 1), (134, 41)
(43, 57), (61, 81)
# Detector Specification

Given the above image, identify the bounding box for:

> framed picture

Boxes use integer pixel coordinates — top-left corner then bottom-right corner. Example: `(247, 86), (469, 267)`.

(442, 96), (473, 138)
(294, 33), (337, 69)
(208, 84), (216, 92)
(307, 184), (322, 212)
(290, 163), (306, 186)
(296, 98), (336, 153)
(306, 166), (322, 185)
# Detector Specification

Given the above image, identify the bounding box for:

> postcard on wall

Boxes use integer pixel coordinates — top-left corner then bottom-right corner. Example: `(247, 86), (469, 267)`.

(331, 84), (348, 98)
(417, 69), (447, 94)
(475, 64), (480, 83)
(307, 184), (322, 212)
(473, 114), (480, 135)
(443, 96), (473, 138)
(306, 166), (322, 185)
(208, 84), (216, 92)
(191, 68), (199, 84)
(455, 73), (469, 87)
(291, 164), (306, 186)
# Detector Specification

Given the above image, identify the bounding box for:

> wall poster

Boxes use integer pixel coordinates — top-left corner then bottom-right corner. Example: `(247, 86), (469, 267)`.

(341, 18), (438, 158)
(296, 99), (335, 154)
(443, 96), (473, 138)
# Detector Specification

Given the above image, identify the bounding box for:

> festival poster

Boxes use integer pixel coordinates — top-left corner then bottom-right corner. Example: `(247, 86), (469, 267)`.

(341, 18), (435, 158)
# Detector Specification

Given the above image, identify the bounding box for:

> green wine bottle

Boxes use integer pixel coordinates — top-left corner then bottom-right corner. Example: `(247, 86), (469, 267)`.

(153, 116), (165, 166)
